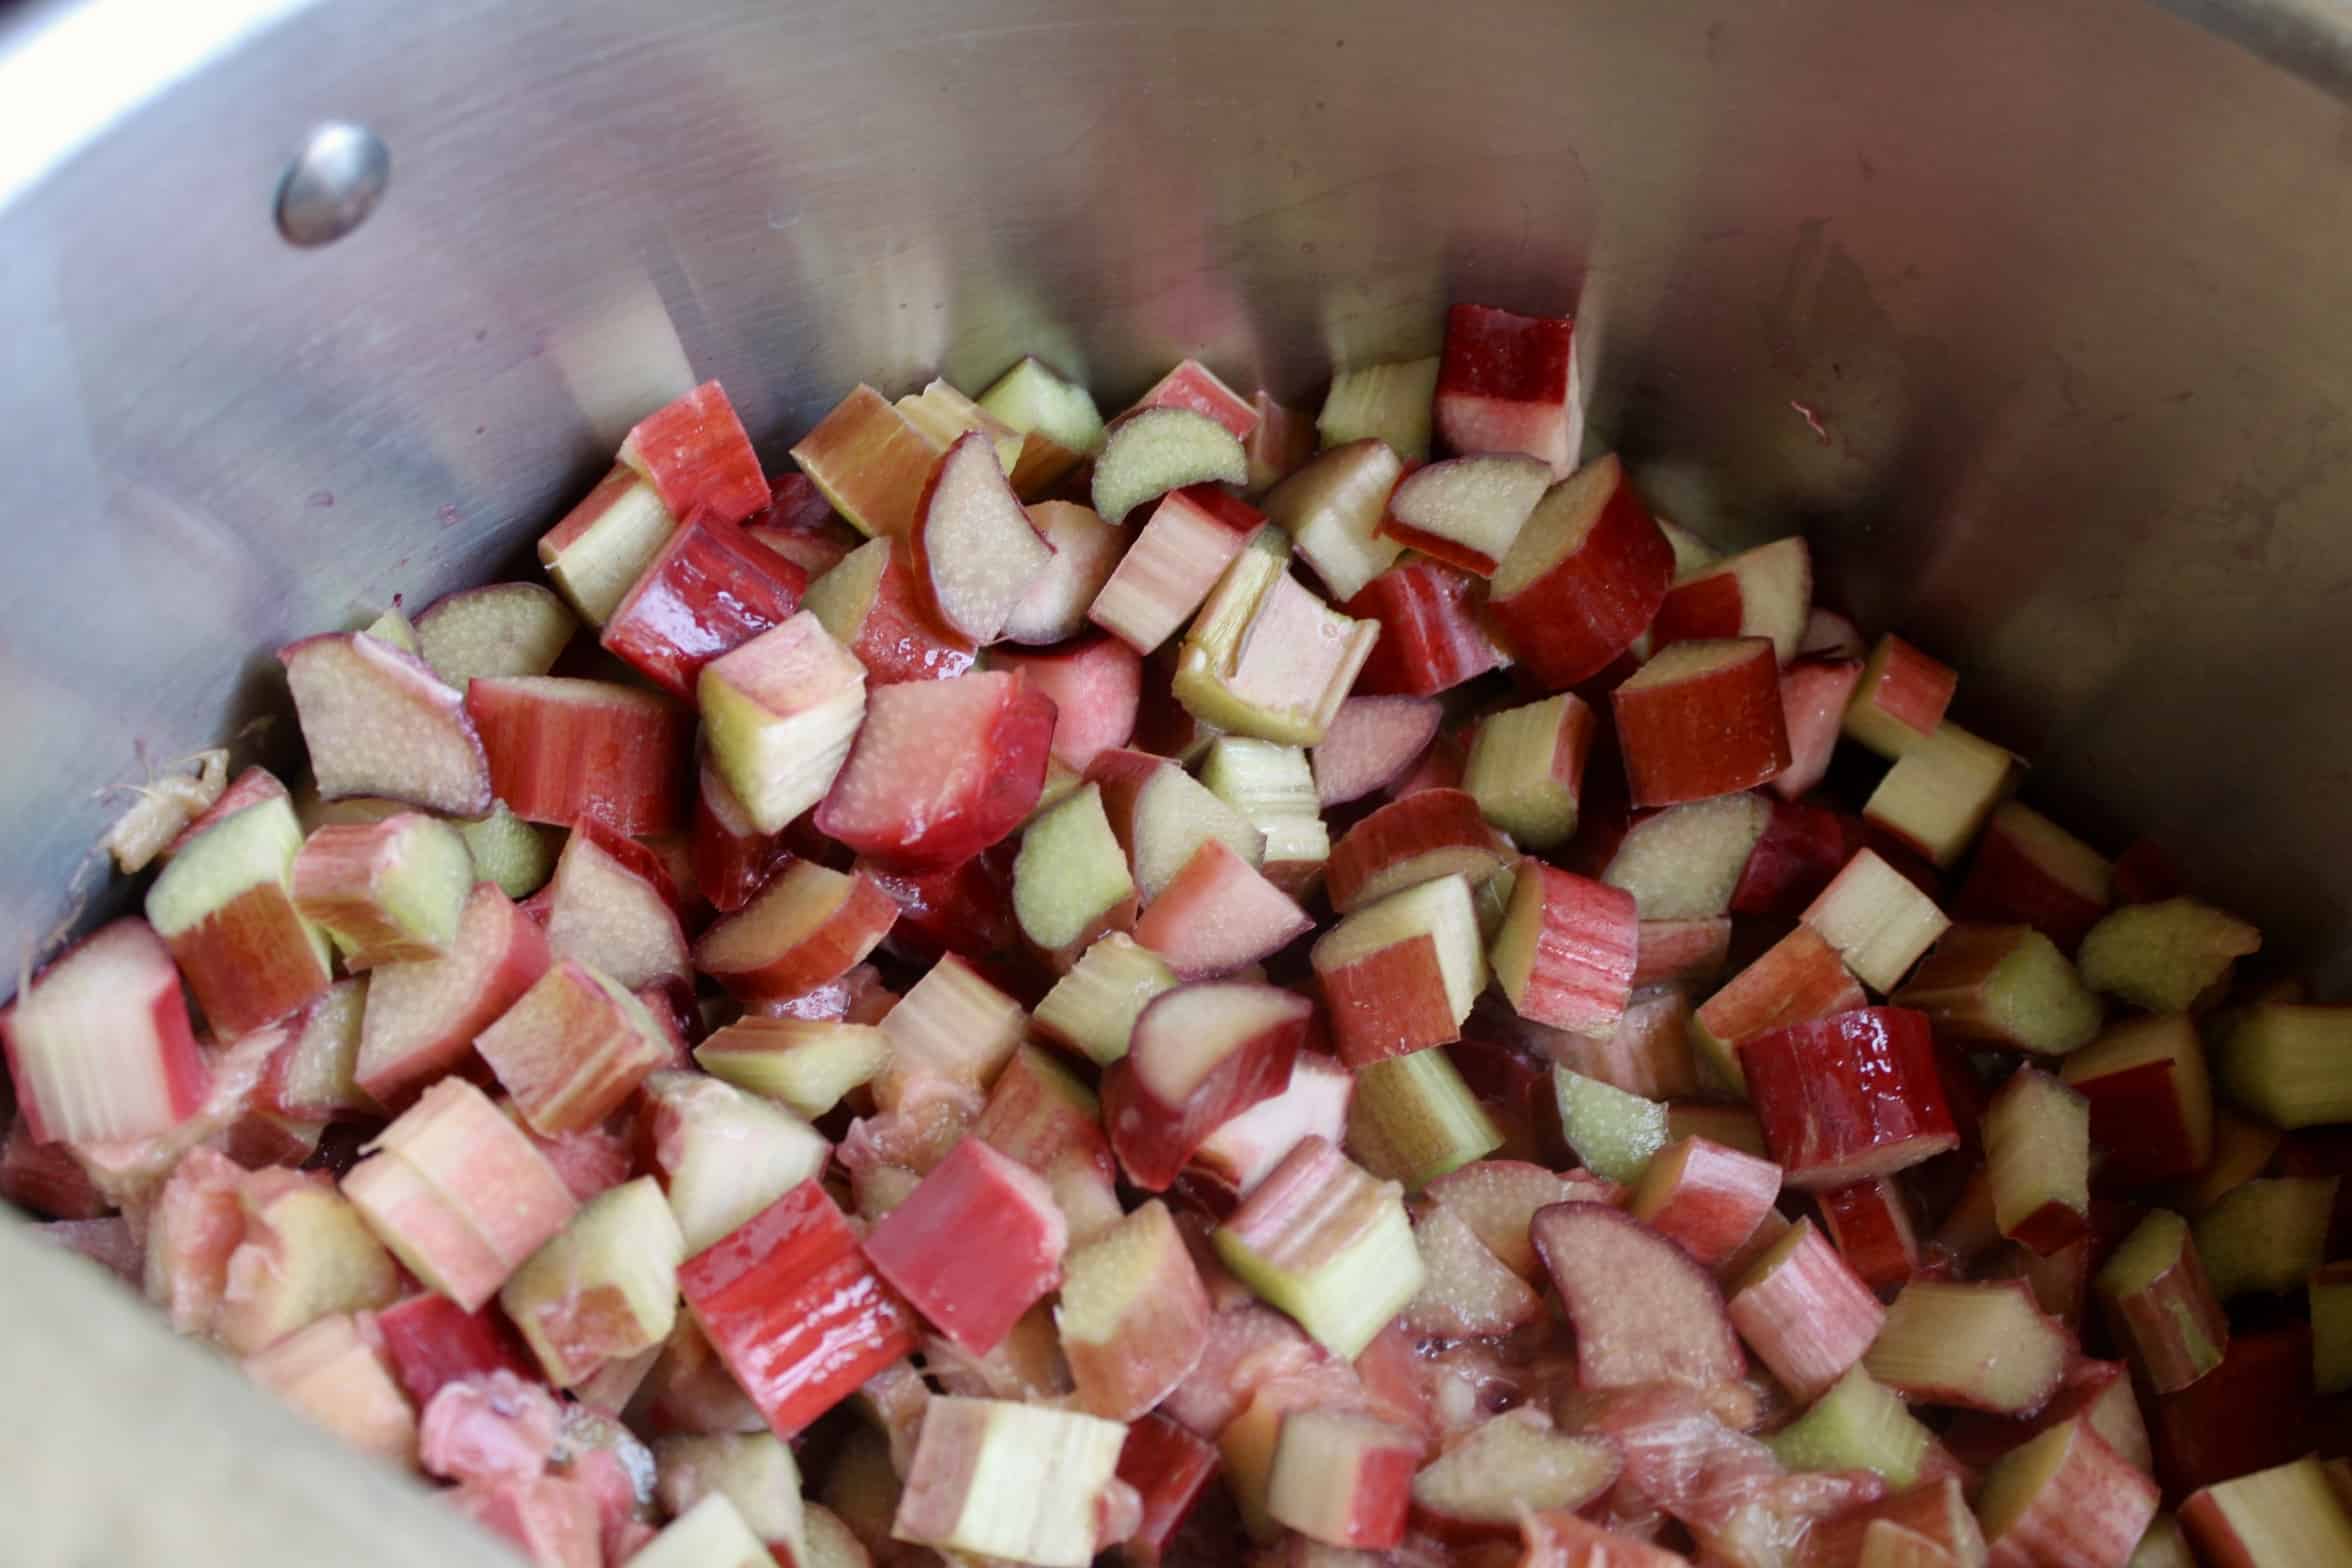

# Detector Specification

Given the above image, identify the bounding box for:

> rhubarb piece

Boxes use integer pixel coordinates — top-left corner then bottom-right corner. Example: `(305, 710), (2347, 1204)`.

(1863, 723), (2018, 869)
(1554, 1067), (1669, 1184)
(2096, 1210), (2227, 1394)
(1057, 1200), (1212, 1420)
(972, 1043), (1111, 1187)
(1801, 849), (1951, 994)
(1977, 1419), (2159, 1568)
(1436, 303), (1583, 476)
(690, 755), (787, 914)
(1540, 987), (1701, 1097)
(1401, 1200), (1543, 1335)
(1891, 924), (2101, 1056)
(1313, 874), (1488, 1065)
(458, 804), (559, 900)
(695, 863), (897, 1003)
(467, 675), (692, 836)
(1265, 1406), (1421, 1550)
(629, 1492), (769, 1568)
(2129, 1516), (2197, 1568)
(215, 1168), (402, 1354)
(1349, 1046), (1505, 1190)
(1128, 358), (1258, 439)
(1534, 1201), (1744, 1388)
(892, 1396), (1128, 1568)
(816, 670), (1054, 870)
(2220, 1003), (2352, 1127)
(1690, 929), (1869, 1094)
(1213, 1135), (1424, 1358)
(1313, 695), (1443, 806)
(695, 1017), (887, 1120)
(1629, 1135), (1782, 1268)
(291, 811), (472, 969)
(802, 536), (978, 684)
(1844, 636), (1959, 761)
(896, 378), (1025, 474)
(680, 1181), (920, 1437)
(344, 1079), (579, 1310)
(1382, 453), (1551, 576)
(1103, 981), (1308, 1189)
(374, 1292), (535, 1408)
(1612, 638), (1790, 806)
(2185, 1110), (2283, 1214)
(146, 792), (333, 1038)
(1, 918), (207, 1144)
(2078, 897), (2262, 1013)
(280, 632), (494, 815)
(641, 1069), (829, 1254)
(873, 952), (1028, 1105)
(1463, 693), (1595, 847)
(1953, 802), (2114, 953)
(1600, 795), (1772, 920)
(1089, 750), (1264, 908)
(413, 582), (579, 689)
(1727, 1219), (1885, 1400)
(912, 431), (1057, 645)
(1087, 484), (1259, 653)
(1346, 556), (1509, 697)
(616, 381), (766, 524)
(354, 882), (550, 1103)
(600, 512), (807, 701)
(1799, 1478), (1985, 1568)
(1742, 1007), (1957, 1188)
(1247, 388), (1317, 494)
(1319, 356), (1441, 461)
(542, 818), (690, 990)
(1173, 533), (1376, 746)
(1983, 1067), (2091, 1259)
(1729, 796), (1863, 917)
(862, 1137), (1066, 1355)
(1131, 838), (1312, 978)
(788, 385), (942, 540)
(1015, 782), (1140, 967)
(541, 466), (678, 623)
(243, 1311), (419, 1465)
(1518, 1511), (1691, 1568)
(1004, 500), (1123, 643)
(2, 1116), (107, 1218)
(105, 747), (231, 873)
(1032, 933), (1179, 1066)
(1488, 454), (1670, 688)
(475, 960), (670, 1135)
(700, 613), (868, 835)
(2184, 1457), (2352, 1568)
(993, 634), (1142, 774)
(1261, 438), (1408, 603)
(2192, 1175), (2337, 1300)
(1773, 656), (1866, 801)
(146, 1147), (253, 1334)
(652, 1432), (806, 1552)
(1768, 1367), (1935, 1488)
(1490, 861), (1639, 1038)
(1093, 407), (1248, 523)
(1200, 736), (1330, 895)
(500, 1176), (684, 1387)
(977, 356), (1104, 492)
(256, 981), (370, 1119)
(1817, 1178), (1922, 1294)
(1118, 1413), (1221, 1567)
(1863, 1280), (2068, 1414)
(1649, 537), (1812, 665)
(1191, 1050), (1354, 1200)
(1325, 789), (1511, 915)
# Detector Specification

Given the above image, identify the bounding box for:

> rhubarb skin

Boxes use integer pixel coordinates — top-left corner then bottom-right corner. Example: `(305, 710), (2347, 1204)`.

(1325, 787), (1510, 915)
(679, 1181), (920, 1438)
(1, 917), (210, 1145)
(1816, 1177), (1922, 1295)
(1118, 1413), (1222, 1567)
(2149, 1324), (2320, 1494)
(374, 1291), (537, 1408)
(1057, 1200), (1213, 1420)
(1952, 802), (2113, 953)
(690, 756), (789, 914)
(618, 380), (768, 525)
(1611, 638), (1792, 807)
(601, 510), (809, 700)
(1692, 926), (1868, 1093)
(1741, 1007), (1959, 1188)
(1490, 860), (1639, 1038)
(1730, 797), (1864, 919)
(1436, 303), (1582, 476)
(1977, 1418), (2159, 1568)
(2182, 1457), (2352, 1568)
(1727, 1218), (1886, 1400)
(805, 536), (980, 684)
(2095, 1209), (2227, 1395)
(1488, 455), (1672, 690)
(1533, 1201), (1746, 1390)
(815, 670), (1056, 872)
(1629, 1135), (1783, 1268)
(466, 675), (693, 837)
(861, 1137), (1067, 1355)
(1344, 557), (1508, 697)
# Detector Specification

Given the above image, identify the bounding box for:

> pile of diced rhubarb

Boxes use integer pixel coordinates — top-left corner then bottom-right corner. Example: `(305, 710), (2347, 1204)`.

(5, 303), (2350, 1568)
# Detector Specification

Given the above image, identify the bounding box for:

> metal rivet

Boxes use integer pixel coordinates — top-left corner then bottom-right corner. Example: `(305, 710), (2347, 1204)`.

(275, 122), (389, 247)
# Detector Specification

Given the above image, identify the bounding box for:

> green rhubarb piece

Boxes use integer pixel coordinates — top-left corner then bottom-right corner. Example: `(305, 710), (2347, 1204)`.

(977, 356), (1105, 455)
(1173, 531), (1375, 746)
(1092, 407), (1247, 524)
(1553, 1067), (1668, 1184)
(1213, 1137), (1424, 1359)
(1030, 933), (1178, 1067)
(1892, 924), (2101, 1056)
(2192, 1177), (2338, 1300)
(2077, 898), (2260, 1013)
(363, 608), (420, 654)
(2219, 1004), (2352, 1128)
(457, 803), (560, 898)
(1012, 783), (1136, 956)
(1766, 1367), (1934, 1487)
(1462, 695), (1585, 849)
(1316, 357), (1441, 462)
(1347, 1047), (1504, 1191)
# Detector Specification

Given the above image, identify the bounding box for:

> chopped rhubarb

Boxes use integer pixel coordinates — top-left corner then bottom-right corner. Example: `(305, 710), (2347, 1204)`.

(2095, 1209), (2227, 1394)
(1801, 848), (1951, 994)
(467, 675), (694, 836)
(354, 881), (550, 1105)
(1727, 1218), (1885, 1400)
(873, 952), (1028, 1104)
(1349, 1046), (1505, 1190)
(243, 1310), (419, 1465)
(1326, 788), (1512, 916)
(145, 792), (333, 1039)
(2058, 1012), (2214, 1185)
(1103, 980), (1307, 1190)
(816, 669), (1054, 870)
(1436, 303), (1583, 476)
(1892, 922), (2101, 1057)
(2219, 1001), (2352, 1128)
(861, 1137), (1066, 1355)
(1843, 635), (1958, 760)
(1742, 1007), (1959, 1188)
(1314, 695), (1444, 806)
(540, 817), (691, 990)
(679, 1181), (919, 1438)
(911, 431), (1057, 645)
(695, 862), (898, 1003)
(1490, 454), (1671, 689)
(651, 1431), (807, 1552)
(1382, 452), (1552, 576)
(1690, 925), (1869, 1092)
(1774, 655), (1866, 800)
(1032, 932), (1179, 1066)
(1190, 1049), (1355, 1201)
(788, 385), (942, 540)
(500, 1176), (685, 1387)
(1401, 1201), (1542, 1336)
(1463, 693), (1596, 848)
(1534, 1201), (1744, 1388)
(1600, 794), (1773, 920)
(1863, 722), (2018, 869)
(1089, 484), (1261, 652)
(1319, 355), (1440, 460)
(1, 917), (208, 1145)
(280, 632), (494, 816)
(1261, 438), (1408, 602)
(1130, 837), (1311, 978)
(540, 466), (677, 624)
(1817, 1177), (1923, 1294)
(375, 1292), (536, 1408)
(1266, 1406), (1422, 1549)
(1057, 1199), (1212, 1420)
(2182, 1456), (2352, 1568)
(1952, 801), (2113, 953)
(1539, 986), (1701, 1099)
(1014, 781), (1140, 968)
(1345, 555), (1509, 697)
(1612, 638), (1791, 806)
(1862, 1279), (2069, 1415)
(1313, 873), (1488, 1065)
(801, 536), (979, 684)
(474, 960), (671, 1134)
(1976, 1418), (2158, 1568)
(1173, 532), (1375, 746)
(644, 1070), (829, 1253)
(893, 1396), (1129, 1568)
(1649, 537), (1812, 664)
(1983, 1067), (2090, 1254)
(1491, 860), (1639, 1038)
(601, 511), (808, 699)
(1119, 1414), (1222, 1567)
(1767, 1367), (1936, 1488)
(1554, 1066), (1669, 1183)
(1093, 407), (1248, 524)
(1629, 1135), (1782, 1268)
(977, 356), (1103, 494)
(291, 811), (472, 969)
(2192, 1175), (2337, 1300)
(1213, 1135), (1424, 1359)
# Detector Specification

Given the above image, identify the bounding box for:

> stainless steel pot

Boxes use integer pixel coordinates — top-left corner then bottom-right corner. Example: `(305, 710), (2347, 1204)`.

(3, 0), (2349, 1557)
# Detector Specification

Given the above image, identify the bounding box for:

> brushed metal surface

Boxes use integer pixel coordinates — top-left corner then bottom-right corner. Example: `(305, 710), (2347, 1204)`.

(1, 0), (2350, 1554)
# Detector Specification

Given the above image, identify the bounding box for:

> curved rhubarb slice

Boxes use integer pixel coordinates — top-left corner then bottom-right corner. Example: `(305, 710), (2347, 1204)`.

(1087, 746), (1266, 902)
(413, 582), (578, 690)
(1424, 1160), (1602, 1280)
(1381, 453), (1551, 576)
(1103, 981), (1308, 1189)
(801, 536), (978, 684)
(1864, 1279), (2069, 1415)
(1130, 838), (1311, 979)
(695, 862), (897, 1002)
(1092, 407), (1248, 523)
(1741, 1007), (1957, 1188)
(990, 635), (1141, 774)
(1611, 637), (1791, 806)
(815, 670), (1054, 871)
(1173, 533), (1375, 746)
(1325, 789), (1511, 915)
(467, 675), (694, 837)
(1600, 794), (1773, 921)
(1313, 695), (1443, 807)
(1952, 801), (2113, 952)
(1488, 454), (1671, 688)
(1411, 1409), (1619, 1540)
(1532, 1201), (1744, 1389)
(1400, 1202), (1542, 1336)
(281, 632), (494, 816)
(979, 357), (1103, 487)
(542, 819), (690, 991)
(913, 431), (1057, 645)
(600, 511), (808, 699)
(1013, 783), (1139, 969)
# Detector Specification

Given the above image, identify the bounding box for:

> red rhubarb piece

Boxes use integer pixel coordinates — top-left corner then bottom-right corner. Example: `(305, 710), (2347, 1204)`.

(1435, 302), (1583, 476)
(466, 675), (693, 837)
(1488, 454), (1671, 689)
(1612, 638), (1791, 806)
(1344, 557), (1509, 697)
(1102, 981), (1309, 1190)
(1742, 1007), (1957, 1188)
(815, 671), (1056, 871)
(1532, 1201), (1746, 1389)
(617, 380), (767, 527)
(1, 918), (208, 1145)
(861, 1137), (1068, 1355)
(600, 510), (808, 700)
